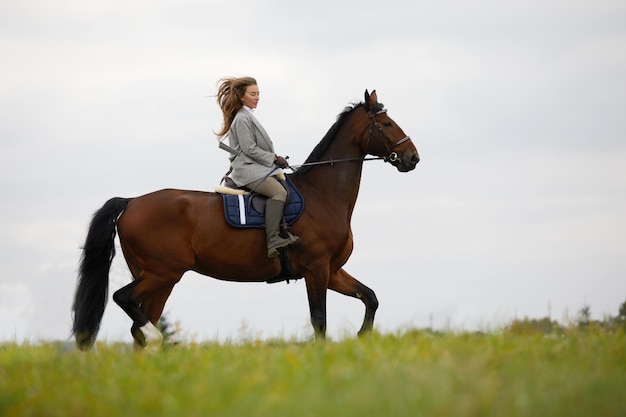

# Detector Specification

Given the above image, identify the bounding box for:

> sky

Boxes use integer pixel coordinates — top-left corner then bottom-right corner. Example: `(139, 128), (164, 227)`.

(1, 0), (625, 343)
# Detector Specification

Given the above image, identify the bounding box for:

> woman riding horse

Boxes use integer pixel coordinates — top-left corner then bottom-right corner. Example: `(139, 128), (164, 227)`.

(72, 89), (419, 349)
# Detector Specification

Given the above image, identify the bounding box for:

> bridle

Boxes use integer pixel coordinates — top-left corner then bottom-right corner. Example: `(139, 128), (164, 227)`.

(288, 106), (412, 170)
(366, 108), (412, 164)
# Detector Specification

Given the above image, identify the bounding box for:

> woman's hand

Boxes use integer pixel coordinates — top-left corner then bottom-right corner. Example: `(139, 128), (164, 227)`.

(274, 155), (289, 168)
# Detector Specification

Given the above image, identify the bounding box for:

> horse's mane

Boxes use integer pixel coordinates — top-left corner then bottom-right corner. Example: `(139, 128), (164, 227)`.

(295, 100), (383, 176)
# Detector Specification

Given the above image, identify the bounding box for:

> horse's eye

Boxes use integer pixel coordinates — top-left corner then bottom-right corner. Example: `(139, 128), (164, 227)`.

(384, 121), (392, 127)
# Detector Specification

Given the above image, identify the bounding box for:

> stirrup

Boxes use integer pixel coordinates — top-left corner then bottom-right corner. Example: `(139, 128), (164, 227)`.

(286, 232), (301, 246)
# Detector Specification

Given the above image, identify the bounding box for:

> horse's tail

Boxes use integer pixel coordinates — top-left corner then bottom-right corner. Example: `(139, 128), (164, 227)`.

(72, 197), (129, 350)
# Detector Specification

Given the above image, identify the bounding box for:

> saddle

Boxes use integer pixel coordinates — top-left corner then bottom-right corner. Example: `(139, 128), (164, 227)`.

(217, 176), (305, 229)
(215, 176), (305, 284)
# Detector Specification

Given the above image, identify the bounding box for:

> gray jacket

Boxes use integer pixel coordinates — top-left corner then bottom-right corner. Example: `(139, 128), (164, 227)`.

(227, 108), (283, 186)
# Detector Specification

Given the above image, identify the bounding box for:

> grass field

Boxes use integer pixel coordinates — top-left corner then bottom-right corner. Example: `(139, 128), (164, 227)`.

(1, 328), (625, 417)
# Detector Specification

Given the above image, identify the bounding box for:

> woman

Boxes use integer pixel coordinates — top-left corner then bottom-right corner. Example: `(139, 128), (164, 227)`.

(216, 76), (300, 258)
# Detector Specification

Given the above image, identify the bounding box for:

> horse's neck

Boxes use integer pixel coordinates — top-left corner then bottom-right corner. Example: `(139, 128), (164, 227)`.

(300, 122), (366, 210)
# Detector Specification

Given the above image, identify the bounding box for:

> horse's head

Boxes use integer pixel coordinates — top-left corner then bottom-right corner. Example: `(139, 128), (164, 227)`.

(362, 90), (420, 172)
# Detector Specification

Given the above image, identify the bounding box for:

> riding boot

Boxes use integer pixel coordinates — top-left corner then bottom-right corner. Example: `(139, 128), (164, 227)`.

(265, 199), (301, 258)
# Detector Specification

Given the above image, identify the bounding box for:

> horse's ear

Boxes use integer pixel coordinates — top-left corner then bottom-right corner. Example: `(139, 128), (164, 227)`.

(364, 89), (378, 110)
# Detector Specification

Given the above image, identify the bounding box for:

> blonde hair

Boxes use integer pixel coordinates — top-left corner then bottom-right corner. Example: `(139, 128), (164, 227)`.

(215, 76), (257, 138)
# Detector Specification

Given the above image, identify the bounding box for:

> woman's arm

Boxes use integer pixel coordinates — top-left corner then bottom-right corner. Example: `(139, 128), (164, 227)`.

(231, 115), (276, 166)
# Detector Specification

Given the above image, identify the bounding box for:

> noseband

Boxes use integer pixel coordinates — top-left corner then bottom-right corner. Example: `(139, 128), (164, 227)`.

(367, 108), (412, 163)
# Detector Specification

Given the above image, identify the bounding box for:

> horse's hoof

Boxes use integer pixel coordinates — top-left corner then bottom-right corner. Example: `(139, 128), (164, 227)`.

(139, 322), (163, 350)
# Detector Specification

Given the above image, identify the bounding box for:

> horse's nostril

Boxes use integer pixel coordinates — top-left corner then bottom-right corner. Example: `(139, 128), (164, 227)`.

(411, 154), (420, 164)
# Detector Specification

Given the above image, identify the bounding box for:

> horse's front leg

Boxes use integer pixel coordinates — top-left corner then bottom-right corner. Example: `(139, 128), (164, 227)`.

(303, 270), (329, 340)
(329, 268), (379, 336)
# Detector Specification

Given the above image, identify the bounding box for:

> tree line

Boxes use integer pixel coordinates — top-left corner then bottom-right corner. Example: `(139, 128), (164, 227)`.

(506, 300), (626, 335)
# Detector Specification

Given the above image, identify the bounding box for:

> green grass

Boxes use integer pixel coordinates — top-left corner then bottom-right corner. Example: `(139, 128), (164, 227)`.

(1, 329), (625, 417)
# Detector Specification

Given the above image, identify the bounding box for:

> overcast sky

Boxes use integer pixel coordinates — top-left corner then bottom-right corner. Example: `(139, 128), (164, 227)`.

(1, 0), (625, 343)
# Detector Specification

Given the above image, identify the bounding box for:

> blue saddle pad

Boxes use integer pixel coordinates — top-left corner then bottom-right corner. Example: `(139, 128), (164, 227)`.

(222, 178), (305, 228)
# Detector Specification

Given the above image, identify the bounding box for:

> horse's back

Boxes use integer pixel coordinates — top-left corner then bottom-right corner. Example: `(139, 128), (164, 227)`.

(122, 188), (221, 225)
(117, 189), (224, 273)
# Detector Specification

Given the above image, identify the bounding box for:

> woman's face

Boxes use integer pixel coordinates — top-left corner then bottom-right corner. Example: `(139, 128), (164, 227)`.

(241, 84), (259, 109)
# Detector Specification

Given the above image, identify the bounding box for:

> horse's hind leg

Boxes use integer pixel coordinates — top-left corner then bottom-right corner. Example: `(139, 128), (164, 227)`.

(113, 280), (161, 349)
(113, 276), (175, 349)
(329, 268), (379, 336)
(138, 285), (175, 345)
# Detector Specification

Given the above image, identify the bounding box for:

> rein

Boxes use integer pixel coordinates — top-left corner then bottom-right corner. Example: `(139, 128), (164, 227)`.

(288, 108), (411, 171)
(287, 156), (386, 170)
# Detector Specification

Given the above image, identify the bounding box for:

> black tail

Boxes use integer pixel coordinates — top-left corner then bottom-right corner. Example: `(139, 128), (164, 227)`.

(72, 197), (129, 350)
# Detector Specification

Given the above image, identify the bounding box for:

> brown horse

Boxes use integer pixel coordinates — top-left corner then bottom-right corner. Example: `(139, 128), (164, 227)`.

(72, 90), (419, 349)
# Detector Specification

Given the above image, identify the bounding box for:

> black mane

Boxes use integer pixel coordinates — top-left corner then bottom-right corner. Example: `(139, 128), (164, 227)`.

(295, 101), (383, 176)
